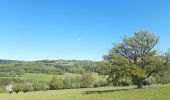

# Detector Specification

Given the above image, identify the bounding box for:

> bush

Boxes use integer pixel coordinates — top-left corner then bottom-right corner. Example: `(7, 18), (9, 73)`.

(81, 72), (95, 88)
(13, 83), (33, 93)
(63, 77), (76, 89)
(145, 76), (158, 84)
(13, 84), (22, 93)
(120, 81), (130, 86)
(112, 79), (132, 87)
(0, 78), (13, 86)
(49, 76), (63, 90)
(22, 83), (33, 93)
(32, 82), (49, 91)
(158, 76), (170, 84)
(94, 80), (107, 88)
(143, 80), (150, 86)
(0, 87), (5, 93)
(13, 78), (25, 84)
(74, 76), (82, 88)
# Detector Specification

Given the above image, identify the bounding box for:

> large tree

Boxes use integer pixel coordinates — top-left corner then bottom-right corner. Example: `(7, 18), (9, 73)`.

(101, 31), (168, 88)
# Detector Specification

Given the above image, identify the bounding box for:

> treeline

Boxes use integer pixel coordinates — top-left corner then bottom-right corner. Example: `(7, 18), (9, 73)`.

(2, 72), (107, 93)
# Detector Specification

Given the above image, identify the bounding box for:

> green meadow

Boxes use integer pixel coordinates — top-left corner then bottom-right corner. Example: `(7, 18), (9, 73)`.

(23, 73), (106, 82)
(0, 84), (170, 100)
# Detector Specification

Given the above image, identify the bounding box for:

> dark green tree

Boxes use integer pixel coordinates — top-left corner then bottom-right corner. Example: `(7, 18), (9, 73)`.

(101, 31), (167, 88)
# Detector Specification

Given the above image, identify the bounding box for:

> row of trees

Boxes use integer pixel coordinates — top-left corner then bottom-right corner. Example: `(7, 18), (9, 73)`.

(9, 72), (107, 93)
(12, 82), (49, 93)
(49, 72), (107, 90)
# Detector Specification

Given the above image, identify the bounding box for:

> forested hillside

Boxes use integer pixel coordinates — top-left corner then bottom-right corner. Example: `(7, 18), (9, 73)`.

(0, 59), (97, 76)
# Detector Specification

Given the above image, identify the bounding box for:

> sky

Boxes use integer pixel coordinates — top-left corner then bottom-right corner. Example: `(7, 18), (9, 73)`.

(0, 0), (170, 61)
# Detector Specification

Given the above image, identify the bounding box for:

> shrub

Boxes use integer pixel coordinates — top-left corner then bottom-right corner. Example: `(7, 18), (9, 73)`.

(81, 72), (95, 88)
(22, 83), (33, 93)
(74, 76), (82, 88)
(32, 82), (43, 91)
(158, 76), (170, 84)
(143, 80), (150, 86)
(0, 78), (13, 85)
(13, 83), (33, 93)
(32, 82), (49, 91)
(42, 85), (49, 91)
(0, 87), (5, 93)
(94, 80), (107, 88)
(49, 76), (63, 90)
(13, 84), (22, 93)
(112, 79), (132, 87)
(13, 78), (24, 84)
(146, 76), (157, 84)
(120, 81), (130, 86)
(63, 77), (76, 89)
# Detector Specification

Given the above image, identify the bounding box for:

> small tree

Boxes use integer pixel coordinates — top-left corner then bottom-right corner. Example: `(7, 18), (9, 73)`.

(81, 72), (95, 88)
(63, 77), (76, 89)
(100, 31), (167, 88)
(75, 76), (82, 88)
(49, 76), (63, 90)
(22, 83), (33, 93)
(13, 84), (22, 93)
(32, 82), (49, 91)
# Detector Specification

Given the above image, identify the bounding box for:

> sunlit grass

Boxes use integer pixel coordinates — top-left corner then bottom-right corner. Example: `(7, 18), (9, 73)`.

(1, 84), (170, 100)
(23, 73), (106, 82)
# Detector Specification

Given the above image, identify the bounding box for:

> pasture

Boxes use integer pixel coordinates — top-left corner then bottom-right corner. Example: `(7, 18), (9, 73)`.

(23, 73), (106, 82)
(0, 84), (169, 100)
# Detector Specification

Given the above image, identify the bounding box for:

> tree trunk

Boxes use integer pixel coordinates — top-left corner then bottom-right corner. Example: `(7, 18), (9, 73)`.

(137, 78), (143, 89)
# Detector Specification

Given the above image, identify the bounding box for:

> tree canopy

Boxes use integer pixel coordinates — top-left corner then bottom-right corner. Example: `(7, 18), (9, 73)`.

(99, 31), (169, 88)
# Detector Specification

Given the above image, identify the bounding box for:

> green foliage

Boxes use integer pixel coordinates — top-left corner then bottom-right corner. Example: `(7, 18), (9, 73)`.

(74, 76), (82, 88)
(0, 78), (13, 86)
(158, 76), (170, 84)
(48, 73), (104, 90)
(13, 84), (22, 93)
(63, 77), (77, 89)
(81, 72), (95, 88)
(22, 83), (33, 93)
(93, 80), (107, 88)
(32, 82), (49, 91)
(0, 88), (5, 93)
(101, 31), (167, 88)
(142, 80), (150, 86)
(49, 76), (64, 90)
(13, 83), (33, 93)
(0, 60), (98, 76)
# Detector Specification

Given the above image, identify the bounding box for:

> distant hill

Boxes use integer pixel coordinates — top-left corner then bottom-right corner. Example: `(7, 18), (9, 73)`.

(0, 59), (22, 64)
(0, 59), (98, 75)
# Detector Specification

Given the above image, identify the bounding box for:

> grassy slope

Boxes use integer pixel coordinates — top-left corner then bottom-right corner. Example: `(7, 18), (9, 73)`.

(23, 73), (106, 82)
(1, 85), (170, 100)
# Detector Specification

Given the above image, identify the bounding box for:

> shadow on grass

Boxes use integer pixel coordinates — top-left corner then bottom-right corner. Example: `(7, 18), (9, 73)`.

(84, 88), (136, 94)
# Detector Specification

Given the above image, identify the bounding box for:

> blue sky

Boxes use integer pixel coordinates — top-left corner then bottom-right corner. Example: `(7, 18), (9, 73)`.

(0, 0), (170, 61)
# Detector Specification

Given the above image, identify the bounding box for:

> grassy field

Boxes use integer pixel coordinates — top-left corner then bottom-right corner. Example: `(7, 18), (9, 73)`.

(23, 73), (106, 82)
(0, 84), (170, 100)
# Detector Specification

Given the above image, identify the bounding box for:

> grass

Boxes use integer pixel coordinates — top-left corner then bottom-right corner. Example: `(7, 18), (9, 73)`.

(1, 84), (170, 100)
(23, 73), (106, 82)
(23, 73), (81, 82)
